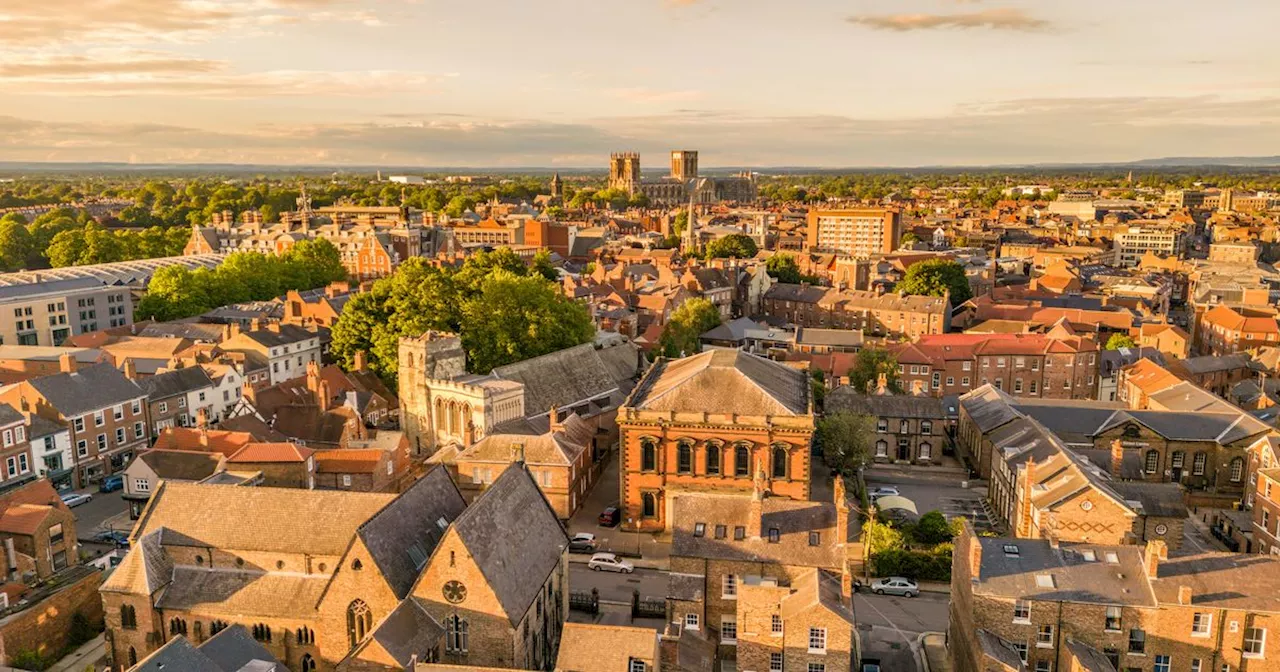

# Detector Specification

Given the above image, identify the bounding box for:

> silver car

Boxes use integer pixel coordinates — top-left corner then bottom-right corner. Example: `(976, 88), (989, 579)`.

(587, 552), (634, 574)
(870, 576), (919, 597)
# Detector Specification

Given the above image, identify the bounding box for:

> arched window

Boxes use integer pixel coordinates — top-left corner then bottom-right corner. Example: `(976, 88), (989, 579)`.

(348, 599), (372, 649)
(772, 445), (788, 479)
(169, 617), (187, 636)
(193, 621), (203, 642)
(677, 442), (692, 474)
(300, 654), (317, 672)
(1230, 457), (1245, 482)
(735, 445), (750, 477)
(352, 559), (363, 571)
(128, 647), (137, 667)
(1144, 450), (1160, 474)
(210, 620), (228, 636)
(642, 492), (657, 518)
(920, 442), (932, 460)
(705, 442), (721, 475)
(921, 420), (933, 435)
(876, 440), (888, 458)
(252, 623), (272, 642)
(1193, 452), (1207, 476)
(446, 615), (469, 653)
(640, 439), (656, 472)
(120, 605), (137, 630)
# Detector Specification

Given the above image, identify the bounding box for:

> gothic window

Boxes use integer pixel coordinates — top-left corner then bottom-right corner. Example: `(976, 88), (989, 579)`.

(1230, 457), (1245, 482)
(120, 605), (137, 630)
(446, 615), (469, 653)
(735, 445), (750, 477)
(210, 620), (228, 635)
(705, 442), (721, 475)
(640, 440), (656, 472)
(252, 623), (272, 642)
(642, 492), (657, 518)
(677, 442), (692, 474)
(301, 654), (317, 672)
(348, 600), (372, 649)
(168, 617), (187, 636)
(128, 647), (137, 667)
(772, 445), (788, 479)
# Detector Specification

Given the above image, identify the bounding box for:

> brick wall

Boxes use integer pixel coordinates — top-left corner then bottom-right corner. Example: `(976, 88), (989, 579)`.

(0, 567), (103, 666)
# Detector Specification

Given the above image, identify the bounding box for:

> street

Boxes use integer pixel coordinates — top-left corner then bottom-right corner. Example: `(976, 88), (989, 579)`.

(854, 590), (950, 671)
(569, 563), (667, 604)
(70, 489), (131, 538)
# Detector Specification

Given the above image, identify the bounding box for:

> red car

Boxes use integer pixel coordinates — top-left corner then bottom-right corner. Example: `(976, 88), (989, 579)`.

(598, 507), (620, 527)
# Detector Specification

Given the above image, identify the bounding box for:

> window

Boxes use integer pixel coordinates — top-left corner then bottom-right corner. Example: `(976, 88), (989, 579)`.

(723, 574), (737, 599)
(734, 526), (745, 540)
(445, 615), (468, 653)
(770, 652), (783, 672)
(735, 445), (750, 477)
(772, 614), (783, 635)
(342, 474), (352, 487)
(116, 428), (125, 444)
(809, 531), (821, 546)
(94, 410), (104, 426)
(693, 523), (705, 537)
(1013, 599), (1030, 623)
(1172, 451), (1185, 468)
(96, 434), (106, 452)
(876, 440), (888, 458)
(920, 442), (932, 460)
(640, 440), (656, 471)
(677, 442), (692, 474)
(49, 523), (63, 545)
(134, 422), (144, 439)
(1036, 663), (1051, 672)
(808, 666), (825, 672)
(685, 613), (699, 630)
(1037, 625), (1053, 647)
(962, 377), (970, 386)
(642, 492), (656, 518)
(1192, 612), (1211, 637)
(120, 605), (137, 630)
(76, 440), (87, 458)
(721, 615), (737, 644)
(1230, 457), (1244, 482)
(347, 600), (372, 649)
(1011, 643), (1028, 663)
(1154, 655), (1171, 672)
(5, 457), (14, 477)
(921, 420), (932, 435)
(131, 400), (141, 415)
(1193, 452), (1207, 476)
(135, 478), (149, 493)
(772, 445), (787, 479)
(946, 376), (954, 386)
(706, 443), (720, 475)
(1030, 380), (1038, 394)
(1145, 450), (1160, 474)
(1128, 628), (1145, 654)
(1244, 627), (1266, 657)
(73, 417), (84, 433)
(158, 401), (168, 414)
(877, 418), (888, 432)
(715, 525), (726, 539)
(113, 405), (123, 421)
(808, 627), (826, 653)
(629, 659), (646, 672)
(177, 397), (186, 409)
(768, 528), (780, 543)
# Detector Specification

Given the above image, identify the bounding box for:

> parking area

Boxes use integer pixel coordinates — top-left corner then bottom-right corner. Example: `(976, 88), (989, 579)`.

(864, 473), (997, 533)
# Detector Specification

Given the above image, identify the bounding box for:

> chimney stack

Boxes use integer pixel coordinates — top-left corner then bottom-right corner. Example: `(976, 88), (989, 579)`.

(122, 357), (136, 380)
(241, 380), (257, 405)
(658, 623), (682, 671)
(549, 406), (562, 433)
(967, 529), (983, 580)
(353, 350), (368, 373)
(1017, 459), (1037, 538)
(748, 458), (766, 540)
(196, 407), (208, 430)
(911, 379), (924, 396)
(1144, 540), (1167, 579)
(1178, 585), (1193, 605)
(58, 353), (76, 374)
(250, 318), (263, 333)
(1110, 439), (1124, 478)
(874, 372), (889, 395)
(510, 440), (524, 464)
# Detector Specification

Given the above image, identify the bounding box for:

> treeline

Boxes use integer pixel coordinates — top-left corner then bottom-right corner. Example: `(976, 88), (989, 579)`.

(136, 239), (347, 322)
(0, 209), (188, 271)
(331, 248), (593, 383)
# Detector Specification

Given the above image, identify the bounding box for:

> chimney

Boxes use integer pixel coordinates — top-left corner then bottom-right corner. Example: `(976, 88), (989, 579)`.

(317, 380), (331, 410)
(967, 530), (983, 579)
(875, 372), (889, 395)
(911, 379), (924, 396)
(353, 350), (368, 373)
(510, 440), (525, 464)
(834, 475), (849, 547)
(198, 429), (209, 449)
(306, 360), (321, 396)
(196, 407), (208, 430)
(267, 322), (281, 334)
(1017, 459), (1037, 538)
(548, 405), (562, 433)
(658, 624), (682, 671)
(241, 380), (257, 405)
(122, 357), (136, 380)
(1144, 539), (1167, 579)
(1178, 585), (1193, 605)
(227, 322), (241, 338)
(748, 458), (766, 540)
(250, 318), (263, 333)
(463, 421), (475, 449)
(1110, 439), (1124, 478)
(58, 353), (76, 374)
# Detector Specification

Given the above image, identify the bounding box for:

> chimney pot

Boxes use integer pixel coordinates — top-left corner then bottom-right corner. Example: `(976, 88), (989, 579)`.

(1178, 585), (1193, 605)
(1110, 439), (1124, 478)
(58, 352), (76, 374)
(1144, 540), (1167, 579)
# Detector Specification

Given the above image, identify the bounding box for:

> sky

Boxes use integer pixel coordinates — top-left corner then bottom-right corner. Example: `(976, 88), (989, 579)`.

(2, 0), (1280, 167)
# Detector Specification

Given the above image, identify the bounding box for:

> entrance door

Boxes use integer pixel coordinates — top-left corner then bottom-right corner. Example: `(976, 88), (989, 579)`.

(897, 439), (911, 461)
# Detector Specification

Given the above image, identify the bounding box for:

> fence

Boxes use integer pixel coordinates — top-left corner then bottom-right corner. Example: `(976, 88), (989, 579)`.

(569, 589), (599, 615)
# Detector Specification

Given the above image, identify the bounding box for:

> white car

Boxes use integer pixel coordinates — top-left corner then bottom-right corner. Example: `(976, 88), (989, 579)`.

(60, 493), (92, 508)
(587, 552), (634, 574)
(870, 576), (919, 598)
(867, 486), (900, 499)
(570, 532), (596, 544)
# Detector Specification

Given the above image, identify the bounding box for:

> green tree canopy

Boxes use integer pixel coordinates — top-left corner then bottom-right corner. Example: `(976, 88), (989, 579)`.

(0, 217), (33, 271)
(896, 258), (972, 304)
(817, 412), (876, 476)
(657, 298), (722, 358)
(705, 233), (759, 260)
(848, 349), (902, 394)
(1105, 333), (1137, 350)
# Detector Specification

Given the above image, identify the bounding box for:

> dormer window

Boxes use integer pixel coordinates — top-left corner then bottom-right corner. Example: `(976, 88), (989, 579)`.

(767, 528), (780, 543)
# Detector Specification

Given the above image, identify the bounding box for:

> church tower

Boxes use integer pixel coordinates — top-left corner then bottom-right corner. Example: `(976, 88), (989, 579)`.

(609, 152), (641, 194)
(549, 172), (562, 199)
(670, 150), (698, 181)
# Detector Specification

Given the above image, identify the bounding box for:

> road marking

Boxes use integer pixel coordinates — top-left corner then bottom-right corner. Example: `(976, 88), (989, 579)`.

(857, 595), (913, 645)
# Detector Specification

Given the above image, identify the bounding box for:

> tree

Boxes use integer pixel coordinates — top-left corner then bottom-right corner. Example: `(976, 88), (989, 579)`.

(0, 217), (33, 271)
(284, 238), (346, 287)
(530, 249), (558, 282)
(899, 232), (919, 248)
(896, 258), (972, 304)
(461, 270), (596, 374)
(657, 298), (722, 358)
(766, 254), (803, 284)
(1105, 333), (1137, 350)
(848, 349), (902, 394)
(817, 411), (876, 476)
(705, 233), (758, 260)
(911, 511), (955, 545)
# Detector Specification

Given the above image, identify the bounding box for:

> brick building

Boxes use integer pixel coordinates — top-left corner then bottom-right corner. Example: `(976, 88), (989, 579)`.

(0, 479), (78, 581)
(825, 385), (946, 465)
(1195, 304), (1280, 356)
(951, 524), (1280, 672)
(734, 569), (857, 672)
(894, 333), (1100, 400)
(805, 207), (901, 258)
(762, 284), (950, 340)
(618, 349), (814, 532)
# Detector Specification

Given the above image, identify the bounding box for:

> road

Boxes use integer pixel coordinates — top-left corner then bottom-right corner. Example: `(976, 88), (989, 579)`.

(854, 590), (950, 671)
(69, 489), (130, 537)
(569, 563), (667, 604)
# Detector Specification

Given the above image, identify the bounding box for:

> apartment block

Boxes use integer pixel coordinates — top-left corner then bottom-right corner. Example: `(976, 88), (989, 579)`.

(805, 207), (901, 258)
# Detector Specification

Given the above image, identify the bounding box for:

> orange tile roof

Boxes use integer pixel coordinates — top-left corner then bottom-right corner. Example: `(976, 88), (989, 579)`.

(156, 427), (256, 457)
(1122, 358), (1182, 396)
(0, 479), (67, 513)
(227, 442), (315, 463)
(313, 449), (382, 473)
(0, 503), (53, 536)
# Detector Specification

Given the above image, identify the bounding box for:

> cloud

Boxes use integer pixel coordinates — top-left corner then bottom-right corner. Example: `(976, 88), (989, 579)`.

(607, 88), (703, 104)
(847, 8), (1050, 32)
(0, 50), (223, 78)
(2, 95), (1279, 167)
(0, 67), (449, 99)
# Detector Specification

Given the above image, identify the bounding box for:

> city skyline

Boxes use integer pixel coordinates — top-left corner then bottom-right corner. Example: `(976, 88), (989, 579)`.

(4, 0), (1280, 166)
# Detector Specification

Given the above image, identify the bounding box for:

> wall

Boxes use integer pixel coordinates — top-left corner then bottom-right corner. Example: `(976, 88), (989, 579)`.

(0, 567), (103, 666)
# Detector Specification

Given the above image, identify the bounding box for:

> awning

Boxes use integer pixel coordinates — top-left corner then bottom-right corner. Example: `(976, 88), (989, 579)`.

(875, 495), (918, 514)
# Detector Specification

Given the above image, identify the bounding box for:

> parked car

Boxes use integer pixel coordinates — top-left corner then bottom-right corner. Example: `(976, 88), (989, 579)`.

(60, 493), (92, 508)
(93, 530), (129, 547)
(866, 486), (900, 499)
(870, 576), (919, 598)
(568, 533), (597, 554)
(860, 659), (882, 672)
(598, 506), (620, 527)
(98, 475), (124, 493)
(587, 552), (634, 574)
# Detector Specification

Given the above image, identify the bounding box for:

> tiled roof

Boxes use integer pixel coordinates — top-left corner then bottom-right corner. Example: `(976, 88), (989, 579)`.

(555, 623), (657, 672)
(627, 349), (810, 416)
(0, 504), (54, 536)
(137, 450), (225, 482)
(671, 493), (842, 569)
(227, 442), (314, 464)
(155, 427), (257, 456)
(973, 536), (1155, 606)
(313, 449), (382, 473)
(27, 362), (145, 416)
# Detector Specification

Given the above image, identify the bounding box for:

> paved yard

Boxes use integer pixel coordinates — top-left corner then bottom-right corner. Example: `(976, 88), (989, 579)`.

(864, 473), (995, 532)
(854, 590), (948, 672)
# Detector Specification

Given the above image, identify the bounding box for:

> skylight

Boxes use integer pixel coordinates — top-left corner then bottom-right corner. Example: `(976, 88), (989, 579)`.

(1035, 574), (1055, 588)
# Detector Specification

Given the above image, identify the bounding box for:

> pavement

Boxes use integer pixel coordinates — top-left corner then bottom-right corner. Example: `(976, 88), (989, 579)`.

(922, 632), (951, 672)
(65, 488), (131, 566)
(864, 471), (994, 532)
(47, 634), (106, 672)
(854, 591), (949, 672)
(566, 452), (672, 570)
(569, 564), (668, 605)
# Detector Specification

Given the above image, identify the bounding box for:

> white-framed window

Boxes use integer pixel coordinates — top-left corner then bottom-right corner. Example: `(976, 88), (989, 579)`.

(158, 402), (168, 414)
(115, 428), (125, 445)
(342, 475), (352, 487)
(76, 440), (88, 458)
(808, 627), (826, 654)
(73, 417), (84, 433)
(96, 434), (106, 451)
(684, 613), (699, 631)
(771, 614), (783, 636)
(962, 361), (971, 371)
(720, 616), (737, 644)
(18, 454), (27, 474)
(131, 400), (141, 415)
(723, 574), (737, 599)
(177, 397), (186, 409)
(1037, 625), (1053, 647)
(1192, 612), (1212, 637)
(1154, 655), (1171, 672)
(1, 430), (10, 447)
(629, 659), (645, 672)
(14, 426), (22, 443)
(770, 652), (783, 672)
(807, 665), (825, 672)
(135, 478), (149, 493)
(1192, 659), (1202, 672)
(94, 411), (104, 426)
(113, 405), (123, 421)
(1244, 627), (1266, 658)
(5, 457), (15, 477)
(134, 422), (144, 439)
(1013, 599), (1030, 623)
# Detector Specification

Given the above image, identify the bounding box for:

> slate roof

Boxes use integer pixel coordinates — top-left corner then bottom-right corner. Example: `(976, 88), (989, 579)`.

(700, 316), (765, 343)
(976, 630), (1027, 671)
(140, 366), (215, 400)
(357, 466), (467, 600)
(27, 362), (144, 416)
(627, 349), (809, 416)
(1066, 639), (1119, 672)
(448, 463), (567, 624)
(488, 340), (639, 416)
(238, 324), (319, 347)
(199, 624), (285, 672)
(130, 636), (225, 672)
(457, 413), (593, 467)
(156, 566), (327, 619)
(671, 493), (842, 569)
(972, 537), (1156, 606)
(1108, 481), (1187, 518)
(826, 389), (945, 419)
(1151, 552), (1280, 613)
(366, 597), (444, 668)
(0, 404), (22, 427)
(27, 414), (67, 439)
(137, 450), (225, 482)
